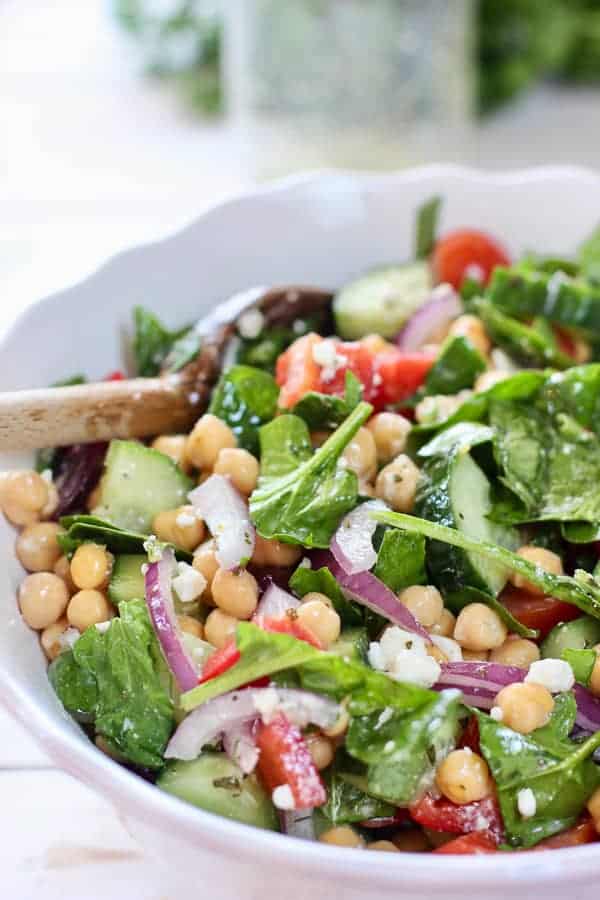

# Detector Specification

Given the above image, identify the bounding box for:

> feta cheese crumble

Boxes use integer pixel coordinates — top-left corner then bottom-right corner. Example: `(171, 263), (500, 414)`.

(252, 686), (281, 724)
(368, 626), (441, 688)
(490, 706), (503, 722)
(272, 784), (295, 811)
(172, 561), (207, 603)
(311, 339), (347, 383)
(517, 788), (536, 819)
(237, 308), (264, 339)
(525, 658), (575, 693)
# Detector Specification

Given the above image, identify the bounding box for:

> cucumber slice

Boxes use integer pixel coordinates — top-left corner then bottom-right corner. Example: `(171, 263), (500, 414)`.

(415, 450), (519, 596)
(95, 440), (193, 533)
(541, 616), (600, 659)
(157, 753), (278, 830)
(333, 262), (432, 340)
(329, 627), (368, 663)
(108, 554), (146, 605)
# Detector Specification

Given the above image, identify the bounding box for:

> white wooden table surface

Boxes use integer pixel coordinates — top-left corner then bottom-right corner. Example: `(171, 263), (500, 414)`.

(2, 2), (600, 896)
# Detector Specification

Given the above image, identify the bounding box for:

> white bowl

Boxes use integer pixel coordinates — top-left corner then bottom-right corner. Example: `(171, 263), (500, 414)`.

(2, 166), (600, 900)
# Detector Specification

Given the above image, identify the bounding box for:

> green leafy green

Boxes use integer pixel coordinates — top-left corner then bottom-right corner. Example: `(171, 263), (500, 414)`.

(579, 223), (600, 284)
(133, 306), (189, 376)
(373, 530), (426, 593)
(51, 599), (174, 768)
(208, 364), (279, 454)
(289, 564), (363, 626)
(163, 328), (202, 373)
(249, 402), (372, 548)
(475, 703), (600, 848)
(562, 648), (596, 686)
(291, 371), (362, 430)
(48, 650), (98, 722)
(561, 521), (600, 543)
(236, 315), (323, 373)
(57, 514), (192, 562)
(418, 422), (494, 458)
(424, 336), (487, 395)
(415, 195), (441, 260)
(322, 769), (395, 825)
(471, 297), (573, 369)
(372, 510), (600, 620)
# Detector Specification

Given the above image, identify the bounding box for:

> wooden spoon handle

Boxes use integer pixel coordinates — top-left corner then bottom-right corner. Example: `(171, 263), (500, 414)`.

(0, 376), (204, 451)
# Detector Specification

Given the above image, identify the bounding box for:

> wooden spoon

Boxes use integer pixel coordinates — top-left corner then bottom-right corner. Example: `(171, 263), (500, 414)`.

(0, 286), (333, 452)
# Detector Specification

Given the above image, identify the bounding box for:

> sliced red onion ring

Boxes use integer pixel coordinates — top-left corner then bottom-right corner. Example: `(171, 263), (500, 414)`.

(331, 500), (388, 575)
(222, 719), (260, 775)
(311, 549), (429, 640)
(395, 283), (462, 351)
(278, 809), (316, 840)
(254, 580), (300, 622)
(189, 474), (255, 570)
(165, 687), (340, 762)
(144, 549), (198, 693)
(573, 684), (600, 732)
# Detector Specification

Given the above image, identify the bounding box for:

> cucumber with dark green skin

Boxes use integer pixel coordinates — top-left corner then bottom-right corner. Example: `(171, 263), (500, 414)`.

(471, 297), (573, 369)
(424, 336), (487, 395)
(108, 554), (146, 605)
(541, 617), (600, 659)
(488, 266), (600, 336)
(329, 627), (368, 664)
(415, 450), (519, 596)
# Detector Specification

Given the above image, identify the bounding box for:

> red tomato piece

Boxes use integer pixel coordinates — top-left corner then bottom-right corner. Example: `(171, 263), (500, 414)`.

(410, 792), (504, 844)
(432, 229), (510, 289)
(276, 333), (323, 408)
(260, 616), (323, 649)
(434, 831), (498, 855)
(315, 340), (379, 404)
(104, 370), (125, 381)
(256, 712), (326, 809)
(199, 640), (241, 683)
(532, 817), (598, 851)
(372, 350), (435, 408)
(500, 587), (580, 639)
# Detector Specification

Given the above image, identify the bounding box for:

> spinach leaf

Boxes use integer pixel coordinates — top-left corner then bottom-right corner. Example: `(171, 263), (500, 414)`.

(208, 364), (279, 454)
(444, 585), (537, 640)
(236, 315), (323, 373)
(250, 402), (372, 548)
(163, 328), (202, 373)
(562, 522), (600, 544)
(57, 514), (192, 562)
(52, 599), (174, 768)
(291, 371), (362, 430)
(48, 650), (98, 722)
(562, 648), (596, 686)
(424, 336), (487, 395)
(471, 297), (573, 369)
(289, 564), (363, 626)
(418, 422), (494, 458)
(322, 769), (395, 825)
(372, 510), (600, 620)
(133, 306), (190, 377)
(579, 223), (600, 284)
(415, 195), (441, 260)
(475, 705), (600, 847)
(373, 530), (426, 594)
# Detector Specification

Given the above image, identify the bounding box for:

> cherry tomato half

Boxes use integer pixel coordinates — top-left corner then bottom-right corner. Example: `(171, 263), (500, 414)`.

(432, 229), (510, 289)
(434, 831), (498, 855)
(501, 587), (580, 639)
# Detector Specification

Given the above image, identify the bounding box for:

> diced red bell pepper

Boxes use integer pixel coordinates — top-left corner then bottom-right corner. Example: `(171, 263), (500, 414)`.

(500, 587), (580, 638)
(256, 711), (326, 809)
(260, 616), (323, 649)
(276, 333), (323, 408)
(531, 817), (598, 851)
(433, 830), (498, 855)
(199, 640), (241, 683)
(432, 229), (510, 289)
(410, 792), (504, 844)
(372, 350), (435, 408)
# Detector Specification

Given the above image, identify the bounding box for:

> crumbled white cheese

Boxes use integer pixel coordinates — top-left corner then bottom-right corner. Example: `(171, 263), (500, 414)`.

(292, 318), (306, 334)
(464, 263), (485, 283)
(141, 563), (149, 575)
(58, 627), (81, 650)
(311, 339), (347, 383)
(272, 784), (295, 811)
(430, 635), (463, 662)
(372, 372), (382, 387)
(175, 511), (197, 528)
(299, 557), (312, 569)
(368, 626), (440, 688)
(94, 620), (112, 634)
(517, 788), (536, 819)
(253, 686), (281, 724)
(40, 468), (53, 484)
(490, 348), (518, 373)
(490, 706), (503, 722)
(237, 308), (264, 340)
(172, 561), (207, 603)
(143, 534), (164, 563)
(525, 658), (575, 693)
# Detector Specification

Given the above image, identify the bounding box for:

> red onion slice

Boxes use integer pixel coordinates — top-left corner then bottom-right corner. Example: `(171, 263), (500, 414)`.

(395, 283), (462, 351)
(189, 474), (255, 570)
(144, 549), (198, 693)
(222, 719), (260, 774)
(254, 580), (300, 623)
(331, 500), (388, 575)
(573, 684), (600, 732)
(311, 549), (429, 640)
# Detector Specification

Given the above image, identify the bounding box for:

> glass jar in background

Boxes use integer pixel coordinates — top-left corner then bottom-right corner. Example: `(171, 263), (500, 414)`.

(223, 0), (475, 176)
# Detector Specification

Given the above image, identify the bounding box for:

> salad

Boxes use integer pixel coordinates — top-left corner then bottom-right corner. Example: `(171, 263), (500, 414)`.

(5, 197), (600, 856)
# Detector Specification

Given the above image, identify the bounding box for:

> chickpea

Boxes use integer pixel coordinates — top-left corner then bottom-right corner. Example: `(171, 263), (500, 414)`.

(296, 599), (341, 649)
(319, 826), (364, 849)
(67, 590), (113, 631)
(398, 585), (443, 629)
(588, 649), (600, 697)
(341, 427), (377, 481)
(302, 591), (333, 608)
(391, 829), (431, 852)
(1, 470), (49, 526)
(367, 412), (411, 464)
(70, 543), (113, 590)
(41, 481), (59, 519)
(375, 454), (420, 513)
(587, 786), (600, 833)
(453, 603), (507, 651)
(40, 617), (69, 661)
(462, 649), (490, 661)
(323, 706), (349, 739)
(495, 682), (554, 734)
(474, 370), (509, 393)
(435, 748), (493, 805)
(214, 448), (259, 495)
(192, 540), (219, 604)
(489, 637), (540, 668)
(367, 840), (400, 853)
(204, 608), (238, 649)
(19, 572), (69, 630)
(151, 434), (192, 474)
(430, 608), (456, 638)
(185, 414), (236, 470)
(305, 733), (335, 770)
(358, 480), (376, 498)
(415, 394), (462, 426)
(510, 545), (563, 596)
(16, 522), (63, 573)
(53, 555), (77, 595)
(152, 506), (205, 552)
(252, 534), (302, 568)
(448, 314), (491, 357)
(211, 568), (258, 620)
(178, 614), (204, 640)
(427, 644), (448, 665)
